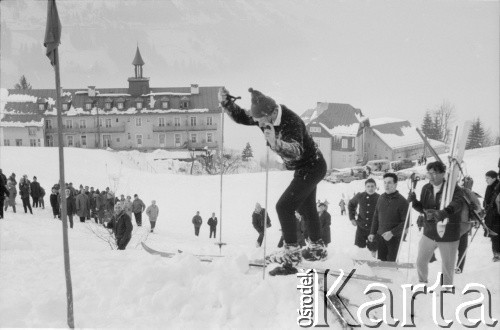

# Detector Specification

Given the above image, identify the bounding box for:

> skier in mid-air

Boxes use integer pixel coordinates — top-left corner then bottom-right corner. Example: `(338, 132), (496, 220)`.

(219, 87), (327, 274)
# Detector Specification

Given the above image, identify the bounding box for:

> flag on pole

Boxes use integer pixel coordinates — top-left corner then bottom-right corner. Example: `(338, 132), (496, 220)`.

(43, 0), (62, 66)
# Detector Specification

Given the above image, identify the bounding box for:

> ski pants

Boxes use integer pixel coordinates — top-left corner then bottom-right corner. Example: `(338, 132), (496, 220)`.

(39, 197), (45, 209)
(209, 226), (216, 238)
(150, 221), (156, 230)
(22, 197), (32, 214)
(256, 231), (264, 247)
(376, 235), (401, 262)
(32, 196), (39, 208)
(355, 226), (378, 252)
(117, 235), (131, 250)
(134, 212), (142, 226)
(4, 200), (16, 213)
(52, 207), (59, 218)
(276, 155), (327, 244)
(456, 232), (468, 271)
(79, 216), (86, 223)
(0, 200), (4, 219)
(194, 226), (200, 236)
(417, 235), (459, 285)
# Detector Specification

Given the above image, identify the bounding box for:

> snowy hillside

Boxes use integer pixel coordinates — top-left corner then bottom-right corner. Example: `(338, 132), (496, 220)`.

(0, 145), (499, 328)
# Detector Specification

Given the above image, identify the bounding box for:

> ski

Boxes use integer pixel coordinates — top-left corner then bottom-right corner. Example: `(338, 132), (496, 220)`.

(353, 259), (415, 269)
(141, 242), (222, 262)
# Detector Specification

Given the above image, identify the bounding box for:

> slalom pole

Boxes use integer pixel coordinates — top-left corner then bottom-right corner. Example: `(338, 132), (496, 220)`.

(216, 107), (226, 253)
(396, 174), (418, 263)
(262, 146), (270, 279)
(456, 225), (480, 273)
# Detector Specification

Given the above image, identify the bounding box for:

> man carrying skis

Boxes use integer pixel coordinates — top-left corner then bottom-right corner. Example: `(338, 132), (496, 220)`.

(409, 161), (464, 285)
(348, 178), (379, 255)
(219, 87), (327, 273)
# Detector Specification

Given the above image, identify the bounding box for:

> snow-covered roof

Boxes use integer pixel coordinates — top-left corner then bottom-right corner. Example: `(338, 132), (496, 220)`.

(0, 114), (44, 127)
(3, 93), (38, 103)
(319, 122), (359, 137)
(370, 120), (424, 149)
(141, 92), (192, 97)
(43, 107), (211, 116)
(97, 93), (131, 97)
(305, 103), (364, 137)
(369, 117), (405, 126)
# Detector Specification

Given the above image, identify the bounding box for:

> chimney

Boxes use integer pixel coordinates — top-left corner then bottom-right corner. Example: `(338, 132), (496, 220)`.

(190, 84), (199, 95)
(88, 86), (96, 97)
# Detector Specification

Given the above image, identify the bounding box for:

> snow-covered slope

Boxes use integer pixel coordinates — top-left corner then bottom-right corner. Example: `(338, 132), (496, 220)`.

(0, 145), (499, 328)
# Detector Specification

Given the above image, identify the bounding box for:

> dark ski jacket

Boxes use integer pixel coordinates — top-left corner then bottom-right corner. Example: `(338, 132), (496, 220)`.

(19, 180), (31, 198)
(30, 181), (42, 198)
(50, 193), (59, 209)
(61, 195), (76, 215)
(223, 102), (322, 171)
(484, 179), (500, 229)
(319, 211), (331, 244)
(0, 184), (10, 201)
(207, 217), (218, 228)
(115, 212), (133, 240)
(412, 182), (464, 242)
(192, 215), (202, 227)
(348, 192), (380, 231)
(370, 191), (409, 237)
(252, 209), (271, 233)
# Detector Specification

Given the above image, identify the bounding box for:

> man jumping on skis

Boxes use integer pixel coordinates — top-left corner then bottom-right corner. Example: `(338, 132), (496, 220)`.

(219, 87), (328, 272)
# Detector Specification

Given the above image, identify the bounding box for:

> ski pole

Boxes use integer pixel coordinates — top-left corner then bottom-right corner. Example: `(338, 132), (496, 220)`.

(456, 224), (480, 271)
(262, 146), (270, 280)
(396, 174), (418, 263)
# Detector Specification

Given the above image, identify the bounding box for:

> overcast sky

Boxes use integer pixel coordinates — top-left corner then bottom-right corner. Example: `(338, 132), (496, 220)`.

(1, 0), (498, 157)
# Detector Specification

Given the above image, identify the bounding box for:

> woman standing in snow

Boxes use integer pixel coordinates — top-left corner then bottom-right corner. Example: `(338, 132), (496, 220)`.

(145, 200), (159, 233)
(4, 180), (17, 214)
(19, 175), (32, 215)
(219, 87), (327, 273)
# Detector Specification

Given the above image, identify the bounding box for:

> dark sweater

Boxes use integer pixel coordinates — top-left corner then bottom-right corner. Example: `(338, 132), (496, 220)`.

(223, 102), (322, 171)
(348, 192), (380, 230)
(412, 182), (464, 242)
(370, 191), (409, 237)
(252, 209), (271, 233)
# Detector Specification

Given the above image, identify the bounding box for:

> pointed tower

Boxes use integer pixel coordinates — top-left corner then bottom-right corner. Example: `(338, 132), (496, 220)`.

(128, 45), (150, 97)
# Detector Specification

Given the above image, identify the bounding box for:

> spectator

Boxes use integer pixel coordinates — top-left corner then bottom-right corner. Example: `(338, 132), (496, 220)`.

(318, 202), (331, 247)
(145, 200), (159, 233)
(61, 188), (76, 229)
(76, 189), (90, 223)
(192, 211), (202, 236)
(348, 178), (380, 256)
(132, 194), (146, 227)
(19, 175), (32, 215)
(39, 186), (46, 209)
(0, 180), (9, 219)
(207, 212), (218, 238)
(8, 173), (17, 185)
(4, 180), (17, 214)
(369, 173), (409, 262)
(30, 176), (42, 208)
(339, 199), (346, 215)
(409, 161), (465, 285)
(114, 203), (133, 250)
(252, 203), (271, 247)
(123, 195), (133, 218)
(50, 187), (60, 219)
(484, 170), (500, 262)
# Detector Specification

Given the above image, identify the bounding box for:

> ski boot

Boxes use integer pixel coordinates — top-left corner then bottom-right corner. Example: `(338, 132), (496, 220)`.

(302, 238), (328, 261)
(265, 243), (302, 266)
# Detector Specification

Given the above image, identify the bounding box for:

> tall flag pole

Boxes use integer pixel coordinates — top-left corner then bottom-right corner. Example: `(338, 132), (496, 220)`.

(44, 0), (74, 327)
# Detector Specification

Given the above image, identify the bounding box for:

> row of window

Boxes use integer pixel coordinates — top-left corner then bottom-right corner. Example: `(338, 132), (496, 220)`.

(45, 116), (214, 129)
(4, 139), (41, 147)
(40, 100), (192, 112)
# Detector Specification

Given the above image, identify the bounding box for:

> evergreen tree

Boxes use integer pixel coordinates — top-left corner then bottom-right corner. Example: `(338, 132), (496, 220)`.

(431, 113), (443, 141)
(242, 142), (254, 161)
(421, 111), (434, 138)
(14, 75), (32, 90)
(466, 118), (486, 150)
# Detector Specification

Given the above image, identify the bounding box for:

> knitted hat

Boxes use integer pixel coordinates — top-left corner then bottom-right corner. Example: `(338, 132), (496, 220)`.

(248, 88), (278, 118)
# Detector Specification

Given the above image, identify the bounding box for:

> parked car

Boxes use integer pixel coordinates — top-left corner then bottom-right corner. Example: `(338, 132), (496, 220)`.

(391, 158), (415, 171)
(366, 159), (391, 172)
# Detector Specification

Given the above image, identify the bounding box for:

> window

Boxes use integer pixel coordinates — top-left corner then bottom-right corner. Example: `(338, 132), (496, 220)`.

(207, 117), (213, 125)
(136, 134), (143, 147)
(81, 135), (87, 147)
(116, 118), (119, 122)
(162, 101), (169, 109)
(190, 117), (197, 126)
(98, 118), (103, 127)
(341, 138), (348, 149)
(38, 103), (45, 111)
(46, 120), (52, 129)
(15, 139), (22, 146)
(128, 133), (131, 140)
(175, 134), (181, 145)
(62, 103), (69, 111)
(65, 120), (73, 129)
(310, 127), (321, 133)
(137, 102), (143, 110)
(174, 117), (181, 127)
(103, 135), (111, 148)
(105, 103), (112, 110)
(159, 118), (166, 127)
(28, 127), (37, 136)
(136, 118), (142, 126)
(190, 133), (197, 143)
(3, 139), (10, 146)
(30, 139), (37, 147)
(46, 136), (53, 147)
(159, 134), (166, 146)
(79, 120), (86, 128)
(117, 102), (124, 110)
(207, 133), (213, 143)
(67, 136), (74, 147)
(85, 103), (92, 110)
(105, 119), (112, 128)
(181, 100), (189, 109)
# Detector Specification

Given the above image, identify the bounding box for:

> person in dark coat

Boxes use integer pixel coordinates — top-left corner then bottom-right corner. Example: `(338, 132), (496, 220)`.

(0, 169), (7, 187)
(60, 188), (76, 229)
(348, 178), (380, 255)
(252, 203), (271, 247)
(114, 203), (133, 250)
(369, 173), (409, 262)
(96, 191), (107, 224)
(207, 212), (218, 238)
(4, 180), (17, 214)
(132, 194), (146, 227)
(50, 188), (60, 219)
(76, 190), (90, 222)
(318, 202), (331, 246)
(30, 176), (42, 208)
(8, 173), (17, 185)
(339, 199), (346, 215)
(484, 170), (500, 262)
(409, 161), (465, 285)
(220, 87), (327, 269)
(19, 175), (32, 214)
(0, 181), (10, 219)
(192, 211), (202, 236)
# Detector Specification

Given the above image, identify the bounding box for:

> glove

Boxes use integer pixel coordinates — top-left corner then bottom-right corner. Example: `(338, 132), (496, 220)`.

(424, 209), (437, 221)
(416, 214), (424, 229)
(218, 87), (230, 106)
(407, 192), (417, 203)
(433, 210), (448, 222)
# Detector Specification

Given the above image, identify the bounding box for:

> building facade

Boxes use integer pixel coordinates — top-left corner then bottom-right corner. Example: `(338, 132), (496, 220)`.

(0, 47), (222, 152)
